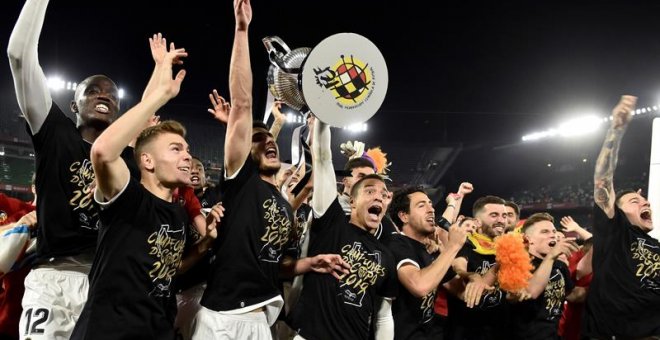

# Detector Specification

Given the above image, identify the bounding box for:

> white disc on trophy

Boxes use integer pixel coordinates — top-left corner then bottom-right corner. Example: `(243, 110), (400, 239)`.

(301, 33), (388, 127)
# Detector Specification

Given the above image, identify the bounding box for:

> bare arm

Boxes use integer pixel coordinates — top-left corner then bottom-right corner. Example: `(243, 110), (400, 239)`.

(224, 0), (253, 177)
(92, 47), (187, 200)
(525, 239), (578, 299)
(311, 120), (336, 216)
(7, 0), (52, 134)
(398, 224), (466, 298)
(565, 286), (587, 303)
(442, 182), (473, 223)
(269, 101), (285, 140)
(594, 95), (636, 218)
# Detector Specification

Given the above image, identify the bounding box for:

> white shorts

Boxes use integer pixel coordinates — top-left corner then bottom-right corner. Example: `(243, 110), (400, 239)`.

(19, 266), (89, 340)
(175, 283), (206, 340)
(191, 306), (272, 340)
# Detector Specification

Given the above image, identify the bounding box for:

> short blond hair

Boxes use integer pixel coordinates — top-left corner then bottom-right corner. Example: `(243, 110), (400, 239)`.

(134, 120), (187, 163)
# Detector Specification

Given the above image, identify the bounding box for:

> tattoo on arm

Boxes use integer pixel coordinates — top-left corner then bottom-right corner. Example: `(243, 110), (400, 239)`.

(594, 127), (625, 211)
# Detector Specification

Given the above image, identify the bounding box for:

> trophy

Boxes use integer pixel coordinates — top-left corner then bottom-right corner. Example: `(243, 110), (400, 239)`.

(263, 33), (388, 127)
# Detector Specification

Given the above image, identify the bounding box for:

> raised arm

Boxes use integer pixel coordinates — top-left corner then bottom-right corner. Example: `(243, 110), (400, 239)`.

(311, 119), (336, 216)
(224, 0), (253, 177)
(7, 0), (52, 134)
(91, 47), (187, 199)
(594, 95), (636, 218)
(269, 101), (286, 140)
(442, 182), (473, 223)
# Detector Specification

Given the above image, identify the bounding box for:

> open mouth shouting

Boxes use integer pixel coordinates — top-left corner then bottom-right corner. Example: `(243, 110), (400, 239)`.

(265, 146), (277, 160)
(190, 175), (200, 184)
(367, 204), (383, 220)
(641, 208), (652, 223)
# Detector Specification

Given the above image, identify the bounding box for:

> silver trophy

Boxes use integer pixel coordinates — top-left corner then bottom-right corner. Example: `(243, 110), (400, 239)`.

(263, 36), (311, 112)
(264, 33), (388, 127)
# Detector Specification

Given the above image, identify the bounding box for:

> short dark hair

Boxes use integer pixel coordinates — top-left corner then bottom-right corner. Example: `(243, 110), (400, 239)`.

(350, 173), (386, 199)
(344, 157), (375, 173)
(505, 201), (520, 216)
(472, 195), (506, 216)
(521, 212), (554, 234)
(615, 189), (637, 207)
(389, 186), (426, 227)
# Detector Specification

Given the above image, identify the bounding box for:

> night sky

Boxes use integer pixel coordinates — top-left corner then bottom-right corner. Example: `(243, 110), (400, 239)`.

(1, 0), (659, 200)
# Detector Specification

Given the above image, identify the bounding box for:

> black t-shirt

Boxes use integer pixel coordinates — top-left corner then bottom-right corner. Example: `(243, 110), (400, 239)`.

(290, 199), (398, 340)
(583, 205), (660, 338)
(175, 186), (222, 292)
(511, 256), (574, 340)
(446, 240), (510, 340)
(201, 158), (294, 318)
(71, 179), (187, 340)
(196, 185), (221, 209)
(29, 103), (138, 261)
(385, 233), (454, 340)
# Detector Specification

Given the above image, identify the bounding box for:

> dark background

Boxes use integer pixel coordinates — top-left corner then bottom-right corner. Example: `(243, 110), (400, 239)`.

(1, 0), (658, 216)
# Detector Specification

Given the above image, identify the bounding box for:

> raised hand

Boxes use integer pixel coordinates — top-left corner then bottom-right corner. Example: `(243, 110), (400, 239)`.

(271, 101), (285, 123)
(154, 45), (188, 99)
(458, 182), (474, 197)
(611, 95), (637, 130)
(559, 216), (580, 233)
(148, 33), (168, 65)
(208, 89), (231, 125)
(234, 0), (252, 31)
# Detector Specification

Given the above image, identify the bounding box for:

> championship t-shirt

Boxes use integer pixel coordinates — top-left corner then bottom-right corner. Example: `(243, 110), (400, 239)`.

(510, 256), (574, 340)
(290, 199), (398, 340)
(583, 205), (660, 338)
(71, 178), (187, 340)
(385, 233), (454, 340)
(446, 239), (510, 340)
(28, 103), (137, 261)
(201, 158), (293, 324)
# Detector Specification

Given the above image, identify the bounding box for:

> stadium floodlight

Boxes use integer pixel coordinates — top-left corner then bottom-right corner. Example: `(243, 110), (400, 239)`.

(47, 76), (65, 91)
(557, 115), (602, 137)
(343, 123), (368, 133)
(118, 88), (125, 99)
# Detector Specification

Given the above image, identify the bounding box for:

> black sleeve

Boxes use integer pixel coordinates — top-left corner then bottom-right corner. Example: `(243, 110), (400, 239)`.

(120, 146), (141, 180)
(385, 235), (418, 269)
(30, 102), (74, 149)
(220, 157), (258, 198)
(378, 250), (400, 299)
(558, 261), (575, 294)
(310, 198), (345, 237)
(98, 178), (144, 226)
(456, 243), (472, 260)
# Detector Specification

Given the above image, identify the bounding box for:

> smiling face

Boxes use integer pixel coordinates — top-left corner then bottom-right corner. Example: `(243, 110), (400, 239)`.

(250, 128), (281, 176)
(350, 176), (388, 232)
(618, 192), (653, 232)
(72, 75), (120, 130)
(477, 203), (507, 238)
(142, 132), (192, 188)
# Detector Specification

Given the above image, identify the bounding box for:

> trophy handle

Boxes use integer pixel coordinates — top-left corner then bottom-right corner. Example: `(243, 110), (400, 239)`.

(263, 36), (301, 74)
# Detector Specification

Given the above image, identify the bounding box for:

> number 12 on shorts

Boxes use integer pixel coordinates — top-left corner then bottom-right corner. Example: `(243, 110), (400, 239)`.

(24, 308), (49, 335)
